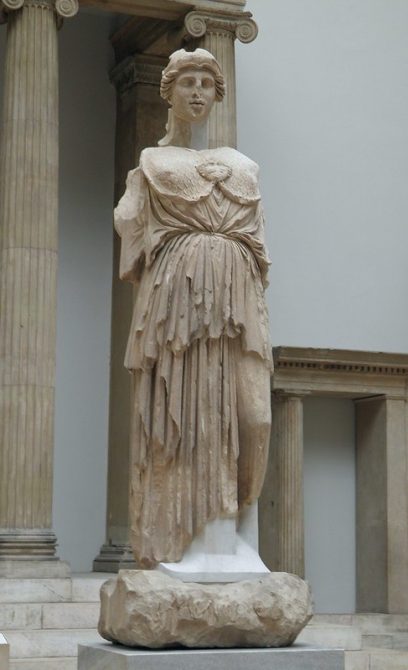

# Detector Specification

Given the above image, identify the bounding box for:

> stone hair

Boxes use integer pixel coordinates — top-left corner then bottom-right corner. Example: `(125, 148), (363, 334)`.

(160, 48), (226, 103)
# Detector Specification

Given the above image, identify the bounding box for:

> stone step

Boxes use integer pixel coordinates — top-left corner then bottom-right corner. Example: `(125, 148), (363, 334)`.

(10, 659), (76, 670)
(313, 613), (408, 633)
(71, 574), (111, 602)
(353, 614), (408, 633)
(345, 647), (408, 670)
(0, 602), (100, 632)
(4, 630), (102, 659)
(0, 605), (42, 631)
(362, 633), (394, 649)
(362, 631), (408, 651)
(0, 581), (72, 605)
(0, 574), (109, 607)
(42, 603), (100, 629)
(367, 648), (408, 670)
(344, 650), (369, 670)
(391, 632), (408, 650)
(298, 623), (361, 650)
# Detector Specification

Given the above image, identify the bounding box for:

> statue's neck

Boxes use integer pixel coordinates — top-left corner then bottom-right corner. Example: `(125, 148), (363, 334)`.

(158, 109), (209, 150)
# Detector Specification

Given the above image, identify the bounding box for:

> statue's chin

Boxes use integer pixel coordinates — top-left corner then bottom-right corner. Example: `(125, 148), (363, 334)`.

(173, 110), (210, 125)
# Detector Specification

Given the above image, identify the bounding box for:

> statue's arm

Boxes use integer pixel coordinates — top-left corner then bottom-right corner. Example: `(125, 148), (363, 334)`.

(114, 167), (146, 282)
(247, 202), (271, 289)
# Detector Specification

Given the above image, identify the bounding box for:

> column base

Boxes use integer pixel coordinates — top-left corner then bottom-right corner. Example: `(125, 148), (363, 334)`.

(0, 529), (70, 578)
(0, 529), (58, 560)
(93, 543), (136, 573)
(0, 558), (70, 578)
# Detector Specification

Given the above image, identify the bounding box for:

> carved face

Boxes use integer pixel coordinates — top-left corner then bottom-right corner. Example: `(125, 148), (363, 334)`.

(170, 68), (216, 123)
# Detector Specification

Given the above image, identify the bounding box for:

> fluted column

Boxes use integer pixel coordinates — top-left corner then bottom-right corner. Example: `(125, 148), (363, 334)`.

(260, 393), (304, 577)
(0, 0), (78, 560)
(184, 11), (258, 148)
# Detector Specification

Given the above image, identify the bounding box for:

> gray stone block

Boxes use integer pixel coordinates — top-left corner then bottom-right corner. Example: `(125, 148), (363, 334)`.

(78, 642), (345, 670)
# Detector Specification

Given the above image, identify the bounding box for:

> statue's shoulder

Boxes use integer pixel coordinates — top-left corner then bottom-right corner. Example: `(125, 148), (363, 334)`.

(140, 146), (214, 202)
(139, 146), (260, 204)
(207, 147), (261, 204)
(140, 146), (194, 168)
(210, 147), (260, 173)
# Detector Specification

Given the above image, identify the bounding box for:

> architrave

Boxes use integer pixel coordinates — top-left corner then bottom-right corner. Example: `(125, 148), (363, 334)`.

(272, 346), (408, 399)
(78, 0), (245, 20)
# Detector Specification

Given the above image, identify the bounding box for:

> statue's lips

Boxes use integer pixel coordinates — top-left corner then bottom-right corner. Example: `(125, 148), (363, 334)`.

(189, 100), (205, 109)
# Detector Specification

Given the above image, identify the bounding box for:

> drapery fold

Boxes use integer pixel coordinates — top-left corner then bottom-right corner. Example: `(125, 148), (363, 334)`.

(115, 147), (272, 566)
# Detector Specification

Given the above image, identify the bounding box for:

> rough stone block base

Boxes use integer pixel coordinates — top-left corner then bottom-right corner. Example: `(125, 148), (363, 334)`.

(78, 642), (345, 670)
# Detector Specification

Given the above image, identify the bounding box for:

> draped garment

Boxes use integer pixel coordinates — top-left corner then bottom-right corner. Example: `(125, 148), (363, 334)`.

(115, 146), (272, 567)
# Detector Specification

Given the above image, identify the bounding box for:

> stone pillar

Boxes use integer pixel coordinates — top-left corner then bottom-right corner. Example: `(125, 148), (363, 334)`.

(0, 0), (78, 560)
(184, 10), (258, 148)
(260, 393), (305, 577)
(94, 55), (168, 572)
(356, 395), (408, 613)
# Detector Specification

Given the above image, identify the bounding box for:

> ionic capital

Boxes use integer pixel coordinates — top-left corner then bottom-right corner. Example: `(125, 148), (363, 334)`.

(0, 0), (78, 24)
(184, 10), (258, 44)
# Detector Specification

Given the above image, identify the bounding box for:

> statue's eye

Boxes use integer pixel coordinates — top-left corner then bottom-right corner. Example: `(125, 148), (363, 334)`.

(178, 76), (195, 88)
(202, 78), (215, 89)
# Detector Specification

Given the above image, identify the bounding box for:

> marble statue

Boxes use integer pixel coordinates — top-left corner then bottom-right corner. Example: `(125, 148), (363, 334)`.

(99, 48), (312, 652)
(114, 48), (272, 569)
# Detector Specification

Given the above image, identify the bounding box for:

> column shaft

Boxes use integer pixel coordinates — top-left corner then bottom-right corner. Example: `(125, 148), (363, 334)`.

(356, 395), (408, 613)
(0, 0), (58, 557)
(201, 29), (236, 148)
(261, 394), (304, 576)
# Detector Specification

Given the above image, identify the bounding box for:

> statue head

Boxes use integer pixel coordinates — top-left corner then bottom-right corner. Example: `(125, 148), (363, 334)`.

(160, 48), (225, 124)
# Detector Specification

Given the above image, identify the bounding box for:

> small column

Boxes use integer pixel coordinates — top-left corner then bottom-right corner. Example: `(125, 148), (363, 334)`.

(0, 0), (78, 560)
(260, 393), (305, 577)
(184, 10), (258, 148)
(93, 55), (168, 572)
(356, 395), (408, 613)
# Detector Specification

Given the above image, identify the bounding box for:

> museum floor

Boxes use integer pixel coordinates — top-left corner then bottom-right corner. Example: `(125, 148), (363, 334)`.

(1, 571), (408, 670)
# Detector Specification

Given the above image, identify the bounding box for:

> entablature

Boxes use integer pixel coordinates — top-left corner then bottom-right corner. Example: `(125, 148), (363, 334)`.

(78, 0), (245, 20)
(272, 346), (408, 399)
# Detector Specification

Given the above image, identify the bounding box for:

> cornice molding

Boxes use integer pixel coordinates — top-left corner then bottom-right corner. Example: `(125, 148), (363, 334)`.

(272, 346), (408, 400)
(273, 346), (408, 377)
(184, 9), (258, 43)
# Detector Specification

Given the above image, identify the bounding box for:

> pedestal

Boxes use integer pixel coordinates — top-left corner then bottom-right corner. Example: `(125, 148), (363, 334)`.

(78, 643), (345, 670)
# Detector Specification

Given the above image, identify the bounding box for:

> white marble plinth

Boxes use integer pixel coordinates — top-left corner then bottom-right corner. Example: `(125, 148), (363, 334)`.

(159, 534), (268, 583)
(159, 506), (268, 583)
(78, 642), (345, 670)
